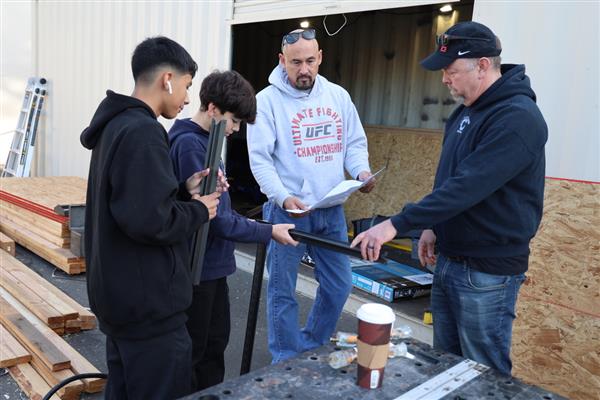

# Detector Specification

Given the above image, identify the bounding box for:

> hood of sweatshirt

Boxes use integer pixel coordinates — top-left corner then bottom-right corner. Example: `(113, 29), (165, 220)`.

(168, 118), (208, 145)
(267, 64), (324, 100)
(80, 90), (157, 149)
(470, 64), (536, 111)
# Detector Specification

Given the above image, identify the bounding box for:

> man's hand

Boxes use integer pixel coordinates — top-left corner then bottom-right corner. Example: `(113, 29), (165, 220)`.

(192, 191), (220, 220)
(350, 219), (397, 261)
(283, 196), (308, 210)
(418, 229), (437, 267)
(271, 223), (299, 246)
(186, 168), (229, 195)
(358, 171), (376, 193)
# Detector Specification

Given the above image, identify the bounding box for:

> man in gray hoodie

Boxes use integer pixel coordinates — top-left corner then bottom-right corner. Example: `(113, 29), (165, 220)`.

(247, 28), (374, 363)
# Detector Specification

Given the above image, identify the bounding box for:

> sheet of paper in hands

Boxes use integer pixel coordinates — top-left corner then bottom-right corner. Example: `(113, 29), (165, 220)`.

(286, 166), (386, 214)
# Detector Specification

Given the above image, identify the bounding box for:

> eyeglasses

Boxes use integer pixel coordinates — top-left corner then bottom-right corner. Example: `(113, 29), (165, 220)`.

(436, 34), (492, 46)
(281, 29), (316, 47)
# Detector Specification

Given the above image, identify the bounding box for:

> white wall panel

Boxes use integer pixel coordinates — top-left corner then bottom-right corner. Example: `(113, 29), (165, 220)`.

(473, 1), (599, 182)
(0, 1), (33, 166)
(35, 0), (234, 177)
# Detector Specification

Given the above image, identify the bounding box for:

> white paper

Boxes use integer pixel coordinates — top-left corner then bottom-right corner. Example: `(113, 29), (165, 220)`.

(286, 166), (386, 213)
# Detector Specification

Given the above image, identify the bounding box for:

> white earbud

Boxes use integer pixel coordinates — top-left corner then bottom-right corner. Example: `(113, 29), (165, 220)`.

(166, 81), (173, 95)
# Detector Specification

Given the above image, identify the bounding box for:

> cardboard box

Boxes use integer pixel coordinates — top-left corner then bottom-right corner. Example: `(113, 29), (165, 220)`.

(351, 259), (433, 302)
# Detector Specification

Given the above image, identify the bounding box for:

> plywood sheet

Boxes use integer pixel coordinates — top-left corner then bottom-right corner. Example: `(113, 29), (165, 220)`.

(345, 126), (442, 225)
(0, 176), (86, 210)
(512, 179), (600, 400)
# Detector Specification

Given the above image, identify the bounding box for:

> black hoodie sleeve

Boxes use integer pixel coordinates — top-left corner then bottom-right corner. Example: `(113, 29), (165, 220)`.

(108, 120), (209, 245)
(390, 107), (544, 234)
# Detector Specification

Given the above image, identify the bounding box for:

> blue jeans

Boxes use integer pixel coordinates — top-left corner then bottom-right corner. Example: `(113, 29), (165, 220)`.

(263, 201), (352, 363)
(431, 254), (525, 375)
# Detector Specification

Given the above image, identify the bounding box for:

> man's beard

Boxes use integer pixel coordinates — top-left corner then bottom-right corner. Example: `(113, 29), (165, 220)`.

(449, 87), (465, 105)
(294, 75), (314, 90)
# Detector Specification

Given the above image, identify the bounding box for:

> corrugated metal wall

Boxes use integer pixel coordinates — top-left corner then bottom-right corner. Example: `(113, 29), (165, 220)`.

(232, 3), (472, 129)
(34, 0), (233, 177)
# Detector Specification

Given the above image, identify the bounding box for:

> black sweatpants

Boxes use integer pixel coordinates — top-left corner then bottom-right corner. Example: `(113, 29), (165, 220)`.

(186, 277), (231, 392)
(104, 324), (192, 400)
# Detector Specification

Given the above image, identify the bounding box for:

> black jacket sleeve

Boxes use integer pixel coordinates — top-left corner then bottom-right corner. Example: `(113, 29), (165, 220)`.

(391, 108), (543, 234)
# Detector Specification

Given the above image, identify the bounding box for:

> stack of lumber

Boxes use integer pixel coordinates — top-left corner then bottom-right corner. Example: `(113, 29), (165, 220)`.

(0, 176), (86, 274)
(1, 288), (105, 399)
(0, 249), (96, 334)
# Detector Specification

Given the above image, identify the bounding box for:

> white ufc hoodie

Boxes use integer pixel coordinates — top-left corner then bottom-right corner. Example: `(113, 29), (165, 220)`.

(247, 64), (370, 208)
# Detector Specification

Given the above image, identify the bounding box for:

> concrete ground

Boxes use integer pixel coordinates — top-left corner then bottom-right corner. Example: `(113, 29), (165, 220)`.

(0, 245), (359, 399)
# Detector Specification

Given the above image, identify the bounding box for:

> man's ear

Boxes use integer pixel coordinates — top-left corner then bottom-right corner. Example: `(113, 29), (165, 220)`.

(479, 57), (491, 74)
(207, 103), (222, 119)
(278, 53), (285, 65)
(160, 71), (173, 91)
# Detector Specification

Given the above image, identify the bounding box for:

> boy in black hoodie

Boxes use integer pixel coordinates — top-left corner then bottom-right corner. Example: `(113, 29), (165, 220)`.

(80, 36), (222, 399)
(169, 70), (297, 391)
(352, 22), (547, 376)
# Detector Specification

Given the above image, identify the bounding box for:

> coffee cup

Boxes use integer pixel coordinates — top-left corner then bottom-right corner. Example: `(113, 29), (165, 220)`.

(356, 303), (395, 389)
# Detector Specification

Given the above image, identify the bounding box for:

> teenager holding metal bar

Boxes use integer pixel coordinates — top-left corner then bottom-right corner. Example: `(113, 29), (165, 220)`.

(169, 70), (298, 391)
(80, 36), (223, 399)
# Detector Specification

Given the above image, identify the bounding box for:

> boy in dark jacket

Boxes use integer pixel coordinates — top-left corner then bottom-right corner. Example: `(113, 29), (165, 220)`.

(81, 36), (222, 399)
(169, 70), (297, 391)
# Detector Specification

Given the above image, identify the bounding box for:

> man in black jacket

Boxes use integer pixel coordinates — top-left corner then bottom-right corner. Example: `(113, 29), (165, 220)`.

(80, 36), (221, 399)
(352, 22), (547, 376)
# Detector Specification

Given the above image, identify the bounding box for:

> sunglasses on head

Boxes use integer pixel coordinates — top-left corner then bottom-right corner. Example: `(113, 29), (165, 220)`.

(282, 28), (316, 47)
(436, 33), (492, 46)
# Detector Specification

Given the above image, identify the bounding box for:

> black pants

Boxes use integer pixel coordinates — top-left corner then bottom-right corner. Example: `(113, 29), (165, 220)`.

(186, 277), (231, 392)
(105, 325), (191, 400)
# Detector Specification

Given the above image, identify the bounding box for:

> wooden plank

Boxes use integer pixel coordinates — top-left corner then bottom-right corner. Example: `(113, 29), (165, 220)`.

(0, 324), (31, 367)
(2, 288), (105, 393)
(8, 362), (61, 400)
(0, 267), (66, 327)
(0, 200), (68, 237)
(0, 176), (87, 210)
(30, 353), (84, 400)
(0, 250), (95, 329)
(1, 250), (80, 321)
(0, 216), (84, 274)
(0, 295), (71, 372)
(0, 204), (70, 247)
(0, 231), (16, 256)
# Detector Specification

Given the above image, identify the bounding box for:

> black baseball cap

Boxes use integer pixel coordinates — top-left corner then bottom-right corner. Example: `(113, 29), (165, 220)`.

(420, 21), (502, 71)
